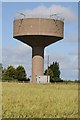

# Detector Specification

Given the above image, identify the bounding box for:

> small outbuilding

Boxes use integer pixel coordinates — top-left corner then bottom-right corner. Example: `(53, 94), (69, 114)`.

(36, 75), (50, 83)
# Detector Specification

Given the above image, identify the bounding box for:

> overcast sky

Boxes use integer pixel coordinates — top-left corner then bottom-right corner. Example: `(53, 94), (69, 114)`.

(2, 2), (78, 80)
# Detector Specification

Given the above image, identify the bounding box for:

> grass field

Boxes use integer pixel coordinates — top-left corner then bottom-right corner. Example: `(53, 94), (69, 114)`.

(2, 82), (78, 118)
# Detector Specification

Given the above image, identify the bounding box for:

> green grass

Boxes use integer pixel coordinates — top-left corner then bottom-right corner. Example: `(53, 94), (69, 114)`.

(2, 82), (78, 118)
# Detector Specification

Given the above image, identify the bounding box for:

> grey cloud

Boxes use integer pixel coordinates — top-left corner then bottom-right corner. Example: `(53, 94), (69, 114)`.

(44, 51), (78, 80)
(3, 44), (32, 77)
(3, 43), (78, 80)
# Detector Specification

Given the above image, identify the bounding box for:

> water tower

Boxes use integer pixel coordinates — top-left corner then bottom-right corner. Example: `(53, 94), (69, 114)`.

(13, 14), (64, 82)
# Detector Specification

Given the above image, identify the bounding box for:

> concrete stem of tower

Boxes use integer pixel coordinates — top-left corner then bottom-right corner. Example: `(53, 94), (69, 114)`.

(32, 47), (44, 82)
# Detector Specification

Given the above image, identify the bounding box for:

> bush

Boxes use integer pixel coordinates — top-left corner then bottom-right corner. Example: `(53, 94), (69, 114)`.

(18, 78), (30, 83)
(2, 76), (16, 82)
(50, 77), (63, 83)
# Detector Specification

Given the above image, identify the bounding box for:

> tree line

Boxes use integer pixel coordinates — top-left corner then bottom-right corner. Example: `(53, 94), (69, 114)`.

(2, 65), (28, 82)
(1, 62), (78, 82)
(2, 61), (62, 82)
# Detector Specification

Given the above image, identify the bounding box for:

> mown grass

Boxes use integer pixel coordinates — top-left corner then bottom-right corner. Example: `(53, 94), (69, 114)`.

(2, 82), (78, 118)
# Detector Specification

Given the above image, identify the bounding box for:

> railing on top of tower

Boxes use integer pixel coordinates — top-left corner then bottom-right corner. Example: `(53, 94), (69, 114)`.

(14, 13), (64, 35)
(14, 12), (64, 22)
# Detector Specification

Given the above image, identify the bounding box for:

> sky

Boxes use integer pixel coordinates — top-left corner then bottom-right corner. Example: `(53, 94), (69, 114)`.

(0, 0), (79, 2)
(2, 2), (78, 80)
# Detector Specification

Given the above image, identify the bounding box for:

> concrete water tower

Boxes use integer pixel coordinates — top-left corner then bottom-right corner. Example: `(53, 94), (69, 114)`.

(13, 14), (64, 82)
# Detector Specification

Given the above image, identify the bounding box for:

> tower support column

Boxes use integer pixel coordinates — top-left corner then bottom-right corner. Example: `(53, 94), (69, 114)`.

(32, 46), (44, 82)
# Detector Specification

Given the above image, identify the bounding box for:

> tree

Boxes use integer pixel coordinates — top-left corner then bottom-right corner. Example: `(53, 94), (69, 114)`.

(5, 65), (16, 78)
(2, 66), (16, 81)
(0, 64), (2, 80)
(53, 62), (60, 78)
(44, 61), (61, 82)
(2, 68), (7, 76)
(16, 65), (26, 80)
(44, 68), (53, 78)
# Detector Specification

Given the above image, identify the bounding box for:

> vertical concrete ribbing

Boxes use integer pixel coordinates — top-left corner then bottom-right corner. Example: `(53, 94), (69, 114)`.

(32, 47), (44, 82)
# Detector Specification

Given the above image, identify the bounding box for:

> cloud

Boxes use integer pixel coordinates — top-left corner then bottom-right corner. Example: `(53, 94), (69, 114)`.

(15, 5), (76, 23)
(65, 34), (78, 43)
(3, 43), (32, 77)
(3, 43), (78, 80)
(44, 49), (78, 80)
